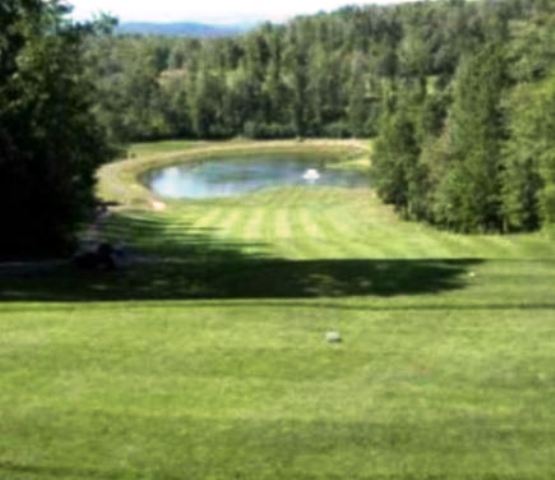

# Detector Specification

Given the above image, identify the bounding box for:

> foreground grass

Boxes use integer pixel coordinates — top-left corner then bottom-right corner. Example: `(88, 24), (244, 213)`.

(1, 140), (555, 480)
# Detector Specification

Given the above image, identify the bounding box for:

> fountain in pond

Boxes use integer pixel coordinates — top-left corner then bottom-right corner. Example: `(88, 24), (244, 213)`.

(303, 169), (320, 181)
(143, 156), (369, 200)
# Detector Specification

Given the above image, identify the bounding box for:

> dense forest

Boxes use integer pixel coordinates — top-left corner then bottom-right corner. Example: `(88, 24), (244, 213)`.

(87, 0), (555, 233)
(1, 0), (555, 258)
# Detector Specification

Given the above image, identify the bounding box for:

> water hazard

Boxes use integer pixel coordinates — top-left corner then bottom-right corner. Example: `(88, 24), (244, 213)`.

(142, 154), (370, 200)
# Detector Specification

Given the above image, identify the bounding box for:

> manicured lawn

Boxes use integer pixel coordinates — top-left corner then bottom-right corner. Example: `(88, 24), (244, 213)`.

(1, 140), (555, 479)
(129, 140), (200, 158)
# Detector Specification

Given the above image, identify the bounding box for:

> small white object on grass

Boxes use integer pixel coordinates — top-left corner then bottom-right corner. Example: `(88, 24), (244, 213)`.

(326, 331), (342, 344)
(468, 272), (477, 278)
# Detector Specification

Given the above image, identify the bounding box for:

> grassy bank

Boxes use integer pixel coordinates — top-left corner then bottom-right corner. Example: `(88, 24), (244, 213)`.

(1, 140), (554, 480)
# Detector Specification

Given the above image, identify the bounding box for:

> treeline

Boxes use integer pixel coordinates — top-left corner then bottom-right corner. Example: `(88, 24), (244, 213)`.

(373, 1), (555, 233)
(86, 0), (518, 142)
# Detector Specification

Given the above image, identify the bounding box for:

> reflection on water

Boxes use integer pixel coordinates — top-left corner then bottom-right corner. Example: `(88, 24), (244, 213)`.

(142, 154), (370, 200)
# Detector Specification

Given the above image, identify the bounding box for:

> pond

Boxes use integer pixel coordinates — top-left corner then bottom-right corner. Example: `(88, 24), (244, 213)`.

(142, 153), (370, 200)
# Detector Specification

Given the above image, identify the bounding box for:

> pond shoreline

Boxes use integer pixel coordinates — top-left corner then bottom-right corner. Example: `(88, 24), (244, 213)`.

(141, 151), (371, 201)
(97, 139), (370, 210)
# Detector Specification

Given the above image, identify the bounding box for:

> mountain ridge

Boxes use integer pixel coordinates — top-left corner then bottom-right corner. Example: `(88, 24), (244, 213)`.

(117, 21), (256, 38)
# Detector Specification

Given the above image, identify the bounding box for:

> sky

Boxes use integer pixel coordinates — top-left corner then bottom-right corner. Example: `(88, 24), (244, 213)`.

(67, 0), (410, 25)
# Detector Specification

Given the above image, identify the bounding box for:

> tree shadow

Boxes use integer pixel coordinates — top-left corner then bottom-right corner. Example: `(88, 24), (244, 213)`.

(0, 461), (185, 480)
(0, 211), (483, 302)
(0, 462), (122, 480)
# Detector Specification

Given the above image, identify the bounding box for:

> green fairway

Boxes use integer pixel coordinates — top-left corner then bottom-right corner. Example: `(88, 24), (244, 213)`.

(1, 141), (555, 480)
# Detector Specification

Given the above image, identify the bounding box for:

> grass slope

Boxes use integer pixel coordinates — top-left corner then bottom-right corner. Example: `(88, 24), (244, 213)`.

(1, 140), (555, 480)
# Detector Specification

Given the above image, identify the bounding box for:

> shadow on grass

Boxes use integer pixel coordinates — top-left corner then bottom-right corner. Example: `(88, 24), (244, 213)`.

(0, 258), (482, 302)
(0, 462), (123, 480)
(0, 462), (191, 480)
(0, 211), (482, 302)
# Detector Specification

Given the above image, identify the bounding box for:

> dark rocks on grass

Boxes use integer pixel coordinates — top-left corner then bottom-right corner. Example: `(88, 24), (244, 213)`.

(73, 243), (126, 271)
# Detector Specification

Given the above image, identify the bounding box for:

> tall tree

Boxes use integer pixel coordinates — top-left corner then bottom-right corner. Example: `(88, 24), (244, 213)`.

(284, 27), (309, 136)
(433, 44), (507, 232)
(347, 53), (371, 137)
(0, 0), (112, 256)
(373, 95), (421, 214)
(502, 73), (555, 230)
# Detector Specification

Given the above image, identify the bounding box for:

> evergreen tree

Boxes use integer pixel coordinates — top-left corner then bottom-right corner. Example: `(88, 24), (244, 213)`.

(433, 44), (507, 232)
(263, 29), (289, 126)
(503, 74), (555, 229)
(348, 53), (370, 137)
(373, 95), (420, 213)
(501, 85), (543, 230)
(284, 27), (309, 136)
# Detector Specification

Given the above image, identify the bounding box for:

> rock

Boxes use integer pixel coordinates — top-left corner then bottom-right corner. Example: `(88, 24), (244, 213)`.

(326, 331), (342, 344)
(73, 242), (126, 271)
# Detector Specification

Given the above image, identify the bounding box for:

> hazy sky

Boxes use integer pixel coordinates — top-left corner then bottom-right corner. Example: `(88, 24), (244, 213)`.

(67, 0), (410, 24)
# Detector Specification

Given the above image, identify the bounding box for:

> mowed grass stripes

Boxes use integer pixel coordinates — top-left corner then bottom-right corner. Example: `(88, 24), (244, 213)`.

(1, 140), (555, 480)
(141, 186), (555, 262)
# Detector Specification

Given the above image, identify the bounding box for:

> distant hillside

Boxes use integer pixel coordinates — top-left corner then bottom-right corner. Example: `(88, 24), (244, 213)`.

(117, 22), (252, 38)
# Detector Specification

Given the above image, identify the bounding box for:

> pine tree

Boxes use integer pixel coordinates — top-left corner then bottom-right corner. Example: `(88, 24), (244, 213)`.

(284, 27), (309, 136)
(513, 73), (555, 228)
(501, 85), (543, 231)
(348, 53), (370, 137)
(373, 94), (420, 213)
(433, 44), (507, 232)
